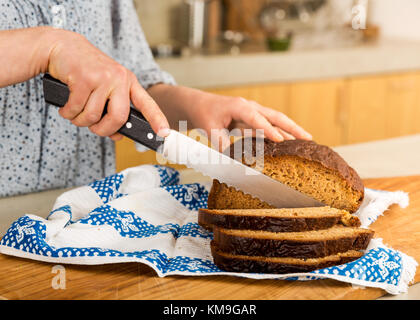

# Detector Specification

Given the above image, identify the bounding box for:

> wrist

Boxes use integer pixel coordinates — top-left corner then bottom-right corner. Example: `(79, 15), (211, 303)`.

(38, 27), (82, 77)
(147, 84), (195, 129)
(36, 26), (62, 74)
(146, 82), (170, 97)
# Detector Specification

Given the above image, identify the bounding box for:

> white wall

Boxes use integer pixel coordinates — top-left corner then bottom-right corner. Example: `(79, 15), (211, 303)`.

(369, 0), (420, 41)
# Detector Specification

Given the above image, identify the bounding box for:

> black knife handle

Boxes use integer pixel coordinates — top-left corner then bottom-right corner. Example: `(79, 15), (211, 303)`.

(42, 73), (164, 152)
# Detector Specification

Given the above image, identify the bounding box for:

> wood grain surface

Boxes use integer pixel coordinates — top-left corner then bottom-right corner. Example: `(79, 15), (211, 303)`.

(0, 175), (418, 300)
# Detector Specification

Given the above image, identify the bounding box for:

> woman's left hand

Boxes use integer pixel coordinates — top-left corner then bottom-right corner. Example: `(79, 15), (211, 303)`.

(148, 84), (312, 150)
(191, 93), (312, 149)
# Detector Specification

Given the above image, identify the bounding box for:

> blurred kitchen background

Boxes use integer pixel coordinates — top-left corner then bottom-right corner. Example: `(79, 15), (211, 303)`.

(118, 0), (420, 170)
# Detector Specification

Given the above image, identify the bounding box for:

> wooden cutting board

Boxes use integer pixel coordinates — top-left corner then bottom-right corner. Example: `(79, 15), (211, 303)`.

(0, 175), (419, 300)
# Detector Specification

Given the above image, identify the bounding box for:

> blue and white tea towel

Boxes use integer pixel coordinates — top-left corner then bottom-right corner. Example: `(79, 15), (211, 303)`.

(0, 165), (416, 295)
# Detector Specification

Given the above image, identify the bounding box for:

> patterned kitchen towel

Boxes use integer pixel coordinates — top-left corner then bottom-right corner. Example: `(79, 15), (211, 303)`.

(0, 165), (416, 295)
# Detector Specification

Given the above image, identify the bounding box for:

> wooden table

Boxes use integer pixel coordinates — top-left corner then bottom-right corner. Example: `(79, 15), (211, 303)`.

(0, 175), (419, 300)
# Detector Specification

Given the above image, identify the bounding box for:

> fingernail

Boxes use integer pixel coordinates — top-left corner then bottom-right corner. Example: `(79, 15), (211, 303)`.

(157, 127), (170, 138)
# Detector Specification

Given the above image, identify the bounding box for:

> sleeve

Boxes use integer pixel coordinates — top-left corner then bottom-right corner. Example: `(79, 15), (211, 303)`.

(110, 0), (176, 89)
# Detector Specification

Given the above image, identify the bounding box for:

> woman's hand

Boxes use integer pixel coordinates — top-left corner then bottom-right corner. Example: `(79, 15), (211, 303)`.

(148, 84), (312, 150)
(47, 29), (169, 140)
(0, 27), (169, 141)
(188, 93), (312, 149)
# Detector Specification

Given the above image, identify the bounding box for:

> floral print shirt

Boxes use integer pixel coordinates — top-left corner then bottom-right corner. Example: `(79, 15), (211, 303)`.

(0, 0), (175, 197)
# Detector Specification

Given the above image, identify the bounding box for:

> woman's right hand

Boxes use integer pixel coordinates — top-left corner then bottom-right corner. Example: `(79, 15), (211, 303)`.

(47, 29), (170, 140)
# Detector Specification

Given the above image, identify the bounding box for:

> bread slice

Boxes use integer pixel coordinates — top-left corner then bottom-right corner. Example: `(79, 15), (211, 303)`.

(211, 241), (364, 274)
(213, 225), (374, 259)
(198, 207), (361, 232)
(207, 138), (365, 213)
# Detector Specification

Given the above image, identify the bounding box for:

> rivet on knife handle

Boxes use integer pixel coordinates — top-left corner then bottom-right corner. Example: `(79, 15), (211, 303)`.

(42, 73), (164, 151)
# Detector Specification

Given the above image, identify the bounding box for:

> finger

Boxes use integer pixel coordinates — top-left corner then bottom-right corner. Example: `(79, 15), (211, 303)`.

(276, 127), (296, 140)
(232, 104), (283, 142)
(89, 84), (130, 137)
(228, 120), (269, 139)
(227, 119), (247, 132)
(59, 82), (91, 120)
(71, 85), (110, 127)
(109, 133), (124, 141)
(227, 123), (263, 139)
(256, 104), (312, 140)
(130, 79), (170, 137)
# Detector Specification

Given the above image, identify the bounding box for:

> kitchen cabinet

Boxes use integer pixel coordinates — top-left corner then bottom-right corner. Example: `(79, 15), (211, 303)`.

(116, 138), (155, 172)
(207, 72), (420, 146)
(347, 73), (420, 144)
(287, 79), (347, 146)
(115, 138), (186, 172)
(115, 71), (420, 172)
(207, 83), (289, 113)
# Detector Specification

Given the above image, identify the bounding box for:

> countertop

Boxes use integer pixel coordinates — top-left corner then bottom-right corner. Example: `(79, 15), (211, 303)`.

(157, 38), (420, 88)
(1, 134), (419, 299)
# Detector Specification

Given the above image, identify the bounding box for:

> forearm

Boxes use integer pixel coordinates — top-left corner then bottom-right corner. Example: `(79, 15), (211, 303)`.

(0, 26), (60, 87)
(147, 83), (213, 130)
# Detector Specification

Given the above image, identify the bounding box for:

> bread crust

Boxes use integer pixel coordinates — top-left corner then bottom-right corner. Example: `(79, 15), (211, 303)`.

(198, 208), (343, 232)
(208, 179), (273, 210)
(211, 241), (364, 274)
(229, 138), (364, 195)
(213, 226), (374, 259)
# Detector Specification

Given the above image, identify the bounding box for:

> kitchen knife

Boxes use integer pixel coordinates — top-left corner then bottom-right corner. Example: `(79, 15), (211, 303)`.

(42, 73), (325, 208)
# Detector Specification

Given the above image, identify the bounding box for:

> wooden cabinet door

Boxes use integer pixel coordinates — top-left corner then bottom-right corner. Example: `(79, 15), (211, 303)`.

(116, 139), (160, 172)
(207, 83), (289, 113)
(346, 75), (387, 144)
(287, 79), (347, 146)
(347, 72), (420, 144)
(385, 73), (420, 138)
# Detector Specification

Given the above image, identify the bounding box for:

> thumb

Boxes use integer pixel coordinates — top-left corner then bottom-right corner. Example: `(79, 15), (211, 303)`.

(130, 79), (170, 137)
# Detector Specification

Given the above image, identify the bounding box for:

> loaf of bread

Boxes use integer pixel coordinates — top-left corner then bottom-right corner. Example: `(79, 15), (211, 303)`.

(211, 241), (365, 274)
(212, 225), (373, 259)
(198, 207), (361, 232)
(204, 138), (371, 274)
(207, 138), (365, 213)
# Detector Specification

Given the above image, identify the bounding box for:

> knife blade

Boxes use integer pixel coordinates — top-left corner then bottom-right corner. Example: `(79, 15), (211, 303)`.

(42, 73), (325, 208)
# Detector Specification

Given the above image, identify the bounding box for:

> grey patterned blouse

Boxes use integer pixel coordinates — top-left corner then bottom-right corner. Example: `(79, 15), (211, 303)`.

(0, 0), (175, 198)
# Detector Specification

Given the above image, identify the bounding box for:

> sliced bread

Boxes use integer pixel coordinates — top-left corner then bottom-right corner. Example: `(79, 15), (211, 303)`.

(198, 207), (361, 232)
(211, 241), (364, 274)
(212, 225), (374, 259)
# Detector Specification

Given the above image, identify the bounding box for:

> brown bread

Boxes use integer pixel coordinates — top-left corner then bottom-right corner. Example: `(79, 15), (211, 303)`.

(207, 138), (364, 213)
(211, 241), (364, 274)
(198, 207), (361, 232)
(212, 225), (374, 259)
